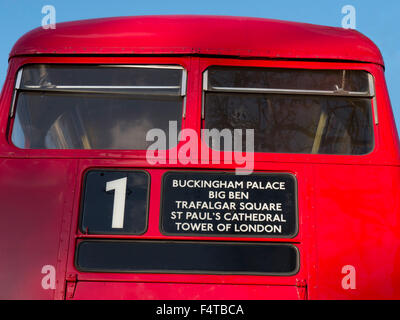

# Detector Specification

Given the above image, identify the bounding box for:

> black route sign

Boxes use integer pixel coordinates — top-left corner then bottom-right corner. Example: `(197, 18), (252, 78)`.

(160, 172), (298, 237)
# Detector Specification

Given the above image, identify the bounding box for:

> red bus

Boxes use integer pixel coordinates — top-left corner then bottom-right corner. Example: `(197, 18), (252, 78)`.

(0, 15), (399, 300)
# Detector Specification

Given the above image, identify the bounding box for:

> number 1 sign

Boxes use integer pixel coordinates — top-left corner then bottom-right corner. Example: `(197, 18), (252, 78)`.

(80, 170), (150, 235)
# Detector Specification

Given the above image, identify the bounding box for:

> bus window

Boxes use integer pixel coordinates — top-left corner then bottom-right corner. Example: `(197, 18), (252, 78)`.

(11, 64), (186, 150)
(203, 67), (374, 155)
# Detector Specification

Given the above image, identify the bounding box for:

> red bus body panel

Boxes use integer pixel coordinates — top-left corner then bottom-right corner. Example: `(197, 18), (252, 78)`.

(70, 282), (303, 300)
(10, 15), (383, 66)
(0, 16), (399, 300)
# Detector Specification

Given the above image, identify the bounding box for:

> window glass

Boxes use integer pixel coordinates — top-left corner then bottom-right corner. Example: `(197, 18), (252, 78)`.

(208, 67), (371, 93)
(21, 64), (182, 88)
(204, 67), (374, 155)
(12, 65), (184, 150)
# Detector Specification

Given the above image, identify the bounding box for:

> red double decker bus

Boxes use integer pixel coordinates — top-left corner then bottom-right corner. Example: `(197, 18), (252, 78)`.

(0, 15), (399, 300)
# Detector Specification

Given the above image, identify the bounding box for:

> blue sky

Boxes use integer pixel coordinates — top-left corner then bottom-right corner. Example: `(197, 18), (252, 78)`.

(1, 0), (399, 129)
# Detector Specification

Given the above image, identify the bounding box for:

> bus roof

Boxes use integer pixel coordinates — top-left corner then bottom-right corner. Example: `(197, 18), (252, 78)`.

(10, 15), (384, 66)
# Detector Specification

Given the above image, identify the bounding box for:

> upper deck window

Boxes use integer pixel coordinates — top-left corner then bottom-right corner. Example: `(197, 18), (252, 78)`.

(11, 64), (186, 149)
(203, 67), (374, 155)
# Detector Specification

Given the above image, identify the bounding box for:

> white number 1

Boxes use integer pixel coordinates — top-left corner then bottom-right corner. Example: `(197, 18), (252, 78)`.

(106, 177), (127, 229)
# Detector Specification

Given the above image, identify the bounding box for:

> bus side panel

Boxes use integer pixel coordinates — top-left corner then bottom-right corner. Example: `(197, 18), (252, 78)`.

(313, 164), (400, 299)
(0, 158), (77, 299)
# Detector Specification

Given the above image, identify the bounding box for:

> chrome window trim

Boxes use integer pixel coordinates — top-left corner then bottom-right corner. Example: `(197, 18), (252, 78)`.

(373, 96), (379, 125)
(181, 69), (188, 118)
(22, 85), (181, 90)
(99, 65), (185, 70)
(368, 73), (378, 124)
(10, 65), (187, 118)
(208, 86), (373, 97)
(9, 68), (23, 117)
(201, 70), (208, 119)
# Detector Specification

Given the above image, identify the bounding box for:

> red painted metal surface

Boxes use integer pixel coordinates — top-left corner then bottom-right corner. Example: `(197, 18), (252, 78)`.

(70, 282), (303, 300)
(0, 16), (399, 300)
(10, 15), (384, 66)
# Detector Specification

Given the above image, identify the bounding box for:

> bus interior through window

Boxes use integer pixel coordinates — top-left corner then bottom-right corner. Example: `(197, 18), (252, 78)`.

(203, 66), (374, 155)
(11, 64), (186, 150)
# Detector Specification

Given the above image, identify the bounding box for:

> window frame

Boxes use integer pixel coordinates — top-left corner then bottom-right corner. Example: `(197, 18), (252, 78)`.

(9, 63), (188, 151)
(201, 65), (377, 156)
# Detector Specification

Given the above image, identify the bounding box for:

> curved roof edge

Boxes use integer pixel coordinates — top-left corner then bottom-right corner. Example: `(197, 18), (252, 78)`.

(9, 15), (384, 67)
